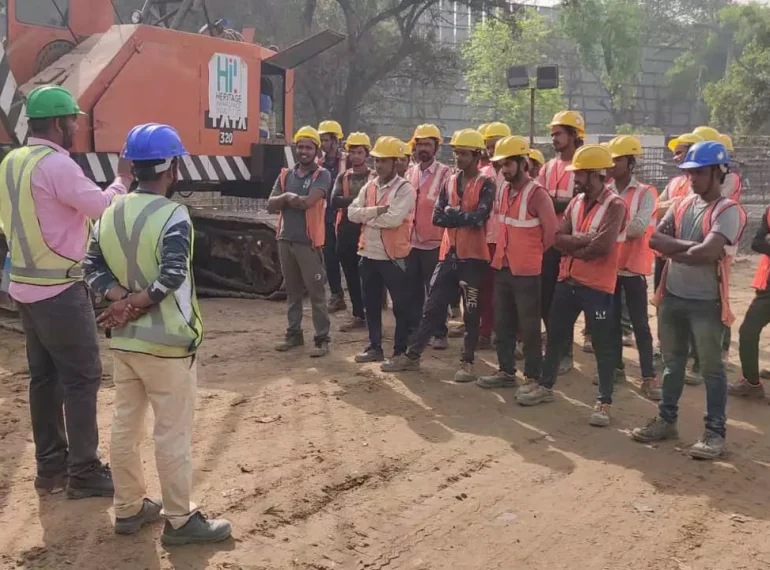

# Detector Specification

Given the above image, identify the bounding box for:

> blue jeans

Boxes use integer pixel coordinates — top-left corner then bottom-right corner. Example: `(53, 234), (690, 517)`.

(657, 294), (727, 437)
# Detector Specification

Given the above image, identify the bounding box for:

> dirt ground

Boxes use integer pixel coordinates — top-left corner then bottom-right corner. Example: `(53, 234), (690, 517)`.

(1, 260), (770, 570)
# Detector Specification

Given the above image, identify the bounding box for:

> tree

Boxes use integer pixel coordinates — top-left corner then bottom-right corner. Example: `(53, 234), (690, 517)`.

(461, 13), (564, 136)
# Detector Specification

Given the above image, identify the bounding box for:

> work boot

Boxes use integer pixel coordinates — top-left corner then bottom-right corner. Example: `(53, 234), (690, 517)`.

(355, 346), (385, 363)
(515, 341), (524, 360)
(588, 402), (611, 427)
(454, 362), (477, 383)
(476, 370), (517, 389)
(727, 378), (765, 400)
(582, 335), (594, 353)
(631, 416), (679, 443)
(380, 353), (420, 372)
(339, 316), (366, 332)
(641, 377), (662, 401)
(432, 336), (449, 350)
(34, 471), (67, 494)
(477, 336), (492, 350)
(593, 367), (626, 386)
(558, 354), (573, 375)
(161, 512), (232, 546)
(275, 333), (304, 352)
(67, 463), (114, 499)
(516, 384), (555, 406)
(309, 339), (330, 358)
(115, 498), (162, 535)
(622, 331), (634, 347)
(327, 294), (347, 314)
(688, 431), (726, 460)
(448, 324), (465, 338)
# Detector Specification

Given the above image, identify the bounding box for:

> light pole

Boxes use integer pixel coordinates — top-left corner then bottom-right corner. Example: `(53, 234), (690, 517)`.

(507, 64), (560, 144)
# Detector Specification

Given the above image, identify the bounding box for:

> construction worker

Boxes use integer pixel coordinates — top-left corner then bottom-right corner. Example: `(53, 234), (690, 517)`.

(0, 85), (130, 497)
(83, 124), (231, 544)
(718, 133), (742, 202)
(538, 110), (587, 373)
(268, 126), (332, 357)
(331, 132), (373, 332)
(633, 141), (746, 459)
(396, 140), (412, 177)
(382, 129), (495, 382)
(477, 123), (491, 172)
(606, 135), (660, 400)
(517, 145), (627, 429)
(404, 124), (453, 349)
(348, 137), (417, 363)
(318, 120), (348, 313)
(476, 136), (557, 389)
(528, 149), (545, 179)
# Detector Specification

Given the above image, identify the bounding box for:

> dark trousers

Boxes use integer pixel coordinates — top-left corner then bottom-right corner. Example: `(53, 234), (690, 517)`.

(541, 282), (615, 403)
(360, 257), (418, 355)
(324, 220), (343, 296)
(613, 275), (655, 378)
(739, 290), (770, 384)
(542, 247), (574, 354)
(654, 256), (698, 360)
(408, 257), (488, 363)
(658, 294), (727, 436)
(406, 247), (447, 338)
(337, 225), (365, 319)
(494, 271), (542, 378)
(18, 283), (102, 478)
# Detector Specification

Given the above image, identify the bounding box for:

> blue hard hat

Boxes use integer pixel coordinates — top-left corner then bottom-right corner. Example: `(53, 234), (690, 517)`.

(123, 123), (188, 161)
(679, 141), (729, 170)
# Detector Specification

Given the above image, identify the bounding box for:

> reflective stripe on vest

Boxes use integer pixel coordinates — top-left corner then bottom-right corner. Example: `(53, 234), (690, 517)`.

(277, 167), (326, 247)
(543, 158), (574, 201)
(359, 178), (412, 259)
(438, 173), (491, 262)
(752, 207), (770, 291)
(668, 175), (691, 200)
(486, 169), (507, 243)
(617, 182), (657, 275)
(409, 161), (450, 247)
(492, 180), (546, 275)
(335, 168), (374, 230)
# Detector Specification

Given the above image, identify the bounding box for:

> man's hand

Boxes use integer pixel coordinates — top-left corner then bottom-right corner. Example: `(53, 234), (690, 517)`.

(97, 300), (131, 328)
(117, 156), (134, 181)
(376, 205), (390, 215)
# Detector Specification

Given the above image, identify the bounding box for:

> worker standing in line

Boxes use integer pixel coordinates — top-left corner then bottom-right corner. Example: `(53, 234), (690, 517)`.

(382, 129), (495, 382)
(331, 132), (373, 332)
(84, 123), (231, 544)
(318, 120), (349, 314)
(396, 140), (412, 178)
(476, 124), (491, 173)
(538, 110), (587, 374)
(404, 124), (453, 349)
(606, 135), (661, 400)
(517, 145), (627, 429)
(268, 126), (332, 357)
(0, 85), (130, 497)
(348, 137), (418, 363)
(633, 141), (746, 460)
(528, 149), (545, 179)
(476, 136), (557, 389)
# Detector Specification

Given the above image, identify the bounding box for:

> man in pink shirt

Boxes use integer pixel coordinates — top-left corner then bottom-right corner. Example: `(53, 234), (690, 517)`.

(0, 86), (130, 498)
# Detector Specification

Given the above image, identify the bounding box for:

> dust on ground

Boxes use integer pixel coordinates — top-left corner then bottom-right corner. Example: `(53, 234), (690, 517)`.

(1, 260), (769, 570)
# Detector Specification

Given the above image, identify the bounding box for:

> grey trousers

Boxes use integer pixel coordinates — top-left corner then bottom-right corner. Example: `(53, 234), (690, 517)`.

(17, 282), (103, 478)
(278, 240), (331, 342)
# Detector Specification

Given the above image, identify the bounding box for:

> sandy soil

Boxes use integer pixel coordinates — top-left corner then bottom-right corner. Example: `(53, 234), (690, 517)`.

(1, 259), (769, 570)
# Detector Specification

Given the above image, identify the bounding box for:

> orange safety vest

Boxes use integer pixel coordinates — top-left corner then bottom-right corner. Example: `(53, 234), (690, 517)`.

(616, 180), (658, 275)
(358, 178), (413, 259)
(277, 168), (325, 247)
(439, 173), (492, 262)
(667, 174), (691, 200)
(479, 163), (496, 177)
(558, 188), (627, 295)
(335, 168), (374, 230)
(752, 207), (770, 292)
(486, 168), (507, 244)
(540, 157), (575, 202)
(492, 180), (549, 275)
(653, 194), (746, 326)
(408, 161), (451, 248)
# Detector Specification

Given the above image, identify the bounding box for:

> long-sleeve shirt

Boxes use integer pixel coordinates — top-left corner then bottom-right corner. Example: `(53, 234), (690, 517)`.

(432, 172), (495, 228)
(8, 137), (128, 303)
(347, 175), (416, 260)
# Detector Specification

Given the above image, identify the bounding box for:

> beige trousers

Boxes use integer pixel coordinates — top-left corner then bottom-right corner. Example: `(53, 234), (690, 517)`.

(111, 350), (198, 529)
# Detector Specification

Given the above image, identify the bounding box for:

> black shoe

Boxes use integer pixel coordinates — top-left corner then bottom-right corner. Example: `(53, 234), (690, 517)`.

(161, 512), (232, 546)
(34, 471), (67, 493)
(67, 463), (114, 499)
(115, 498), (163, 534)
(355, 347), (385, 363)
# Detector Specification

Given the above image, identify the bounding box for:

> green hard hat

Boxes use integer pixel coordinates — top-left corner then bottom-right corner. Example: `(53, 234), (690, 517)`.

(25, 85), (84, 119)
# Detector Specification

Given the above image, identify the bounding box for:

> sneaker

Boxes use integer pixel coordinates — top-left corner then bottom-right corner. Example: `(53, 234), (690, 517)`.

(339, 317), (366, 332)
(454, 362), (477, 383)
(641, 377), (662, 401)
(477, 337), (492, 350)
(593, 368), (626, 386)
(447, 324), (465, 338)
(432, 336), (449, 351)
(760, 368), (770, 380)
(354, 347), (384, 363)
(631, 417), (679, 443)
(517, 379), (535, 395)
(582, 335), (594, 353)
(516, 384), (555, 406)
(589, 402), (611, 427)
(327, 294), (347, 314)
(67, 463), (114, 499)
(622, 332), (634, 347)
(476, 370), (517, 389)
(115, 498), (162, 534)
(275, 334), (304, 352)
(381, 353), (420, 372)
(727, 378), (765, 400)
(449, 305), (461, 319)
(557, 354), (573, 376)
(309, 340), (330, 358)
(161, 512), (232, 546)
(684, 369), (703, 386)
(688, 431), (726, 460)
(514, 342), (524, 360)
(34, 471), (67, 493)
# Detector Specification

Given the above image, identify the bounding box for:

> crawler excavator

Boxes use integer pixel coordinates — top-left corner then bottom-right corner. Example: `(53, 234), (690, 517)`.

(0, 0), (343, 309)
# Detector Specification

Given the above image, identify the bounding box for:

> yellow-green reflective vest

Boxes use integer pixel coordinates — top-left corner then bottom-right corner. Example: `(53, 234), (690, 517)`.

(98, 192), (203, 358)
(0, 145), (85, 285)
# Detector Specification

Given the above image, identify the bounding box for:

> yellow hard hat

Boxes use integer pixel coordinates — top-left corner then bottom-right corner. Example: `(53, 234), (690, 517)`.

(718, 133), (734, 152)
(608, 135), (643, 158)
(484, 121), (511, 140)
(548, 110), (586, 137)
(450, 130), (461, 145)
(667, 132), (703, 153)
(412, 123), (442, 141)
(345, 132), (371, 150)
(293, 126), (321, 147)
(491, 135), (530, 162)
(450, 128), (485, 150)
(528, 148), (545, 165)
(318, 120), (344, 139)
(566, 144), (614, 171)
(477, 123), (490, 137)
(403, 139), (413, 157)
(692, 126), (720, 142)
(370, 136), (406, 159)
